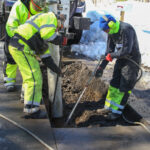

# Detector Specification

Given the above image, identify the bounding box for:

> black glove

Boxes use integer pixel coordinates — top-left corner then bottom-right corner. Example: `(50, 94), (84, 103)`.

(50, 34), (67, 46)
(50, 35), (63, 45)
(95, 67), (103, 78)
(41, 56), (61, 75)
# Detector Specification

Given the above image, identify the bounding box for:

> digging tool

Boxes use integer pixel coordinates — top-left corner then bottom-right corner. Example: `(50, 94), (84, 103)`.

(65, 55), (105, 126)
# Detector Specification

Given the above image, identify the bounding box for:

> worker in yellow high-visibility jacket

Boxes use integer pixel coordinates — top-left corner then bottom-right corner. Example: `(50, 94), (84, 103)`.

(8, 12), (63, 119)
(4, 0), (46, 92)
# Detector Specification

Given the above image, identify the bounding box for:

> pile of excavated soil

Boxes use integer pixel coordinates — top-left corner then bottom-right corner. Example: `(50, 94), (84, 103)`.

(62, 61), (108, 103)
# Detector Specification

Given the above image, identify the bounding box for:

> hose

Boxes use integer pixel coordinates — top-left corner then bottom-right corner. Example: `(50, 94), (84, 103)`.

(122, 114), (150, 134)
(124, 57), (143, 82)
(0, 113), (55, 150)
(121, 57), (150, 134)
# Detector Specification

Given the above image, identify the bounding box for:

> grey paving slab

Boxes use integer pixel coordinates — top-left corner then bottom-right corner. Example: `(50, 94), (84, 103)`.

(0, 84), (57, 150)
(0, 118), (51, 150)
(54, 127), (150, 150)
(0, 44), (57, 150)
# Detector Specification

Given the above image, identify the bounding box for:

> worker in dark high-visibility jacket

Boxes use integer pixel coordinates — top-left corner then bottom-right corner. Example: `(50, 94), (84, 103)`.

(8, 12), (63, 119)
(95, 14), (141, 120)
(4, 0), (46, 92)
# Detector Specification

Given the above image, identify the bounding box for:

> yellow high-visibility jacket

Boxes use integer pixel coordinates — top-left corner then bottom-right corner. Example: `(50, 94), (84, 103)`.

(13, 12), (57, 57)
(6, 0), (31, 37)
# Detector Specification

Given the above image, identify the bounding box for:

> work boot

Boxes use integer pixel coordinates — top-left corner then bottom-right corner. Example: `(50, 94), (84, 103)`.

(6, 85), (16, 92)
(105, 113), (121, 121)
(23, 104), (47, 119)
(23, 110), (48, 119)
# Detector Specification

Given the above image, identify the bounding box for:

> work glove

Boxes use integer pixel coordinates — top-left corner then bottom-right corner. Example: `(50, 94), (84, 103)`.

(105, 53), (113, 62)
(41, 56), (61, 75)
(50, 34), (67, 46)
(95, 66), (103, 78)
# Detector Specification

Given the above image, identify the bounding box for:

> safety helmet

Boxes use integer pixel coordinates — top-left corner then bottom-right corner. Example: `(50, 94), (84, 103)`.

(99, 15), (116, 31)
(31, 0), (46, 10)
(99, 14), (120, 34)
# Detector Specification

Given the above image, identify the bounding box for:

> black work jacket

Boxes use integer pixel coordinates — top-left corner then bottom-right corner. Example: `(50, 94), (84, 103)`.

(106, 21), (141, 61)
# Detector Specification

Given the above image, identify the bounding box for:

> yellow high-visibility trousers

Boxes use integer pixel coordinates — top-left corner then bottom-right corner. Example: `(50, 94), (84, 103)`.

(9, 45), (42, 106)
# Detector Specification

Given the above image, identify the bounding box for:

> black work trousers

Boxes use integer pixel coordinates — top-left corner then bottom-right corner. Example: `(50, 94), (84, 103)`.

(110, 57), (141, 93)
